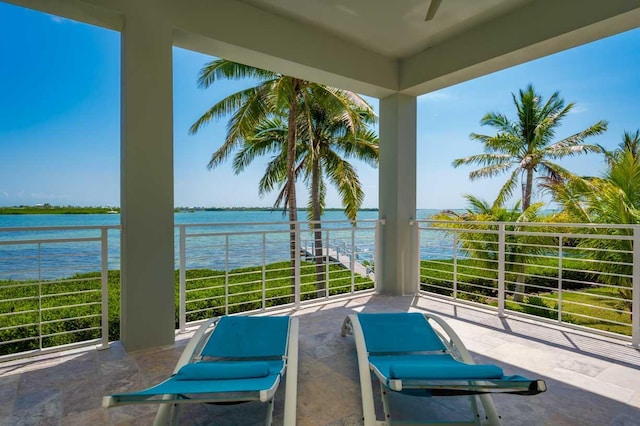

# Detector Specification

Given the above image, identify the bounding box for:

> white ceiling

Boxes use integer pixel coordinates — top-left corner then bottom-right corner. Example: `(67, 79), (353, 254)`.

(237, 0), (534, 58)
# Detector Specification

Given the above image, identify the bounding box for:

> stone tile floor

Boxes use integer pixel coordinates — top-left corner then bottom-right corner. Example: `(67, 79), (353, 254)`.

(1, 293), (640, 425)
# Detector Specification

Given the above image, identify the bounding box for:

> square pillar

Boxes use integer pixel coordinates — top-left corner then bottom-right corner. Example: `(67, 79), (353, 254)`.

(378, 94), (419, 295)
(120, 9), (175, 350)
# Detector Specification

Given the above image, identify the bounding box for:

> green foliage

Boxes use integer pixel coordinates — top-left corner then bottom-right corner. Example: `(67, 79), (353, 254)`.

(544, 131), (640, 309)
(421, 258), (631, 335)
(0, 262), (373, 356)
(432, 195), (556, 302)
(521, 296), (555, 319)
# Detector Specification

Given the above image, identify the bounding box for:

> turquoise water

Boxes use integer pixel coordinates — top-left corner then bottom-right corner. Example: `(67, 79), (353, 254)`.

(0, 208), (439, 228)
(0, 209), (442, 280)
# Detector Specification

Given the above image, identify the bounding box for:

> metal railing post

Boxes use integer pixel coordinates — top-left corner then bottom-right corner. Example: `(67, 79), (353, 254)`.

(632, 226), (640, 348)
(38, 243), (43, 350)
(453, 233), (458, 300)
(413, 220), (420, 295)
(294, 222), (301, 308)
(374, 221), (381, 292)
(557, 235), (563, 324)
(350, 228), (356, 294)
(178, 226), (186, 332)
(99, 228), (109, 350)
(325, 230), (330, 299)
(225, 235), (230, 315)
(498, 224), (506, 318)
(262, 233), (267, 310)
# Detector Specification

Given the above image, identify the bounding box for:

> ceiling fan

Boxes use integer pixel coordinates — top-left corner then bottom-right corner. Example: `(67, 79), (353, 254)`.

(425, 0), (443, 21)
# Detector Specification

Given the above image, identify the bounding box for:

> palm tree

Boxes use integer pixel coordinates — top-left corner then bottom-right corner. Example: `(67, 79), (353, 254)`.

(190, 59), (376, 297)
(434, 194), (548, 302)
(452, 84), (608, 211)
(601, 130), (640, 166)
(231, 94), (378, 294)
(545, 131), (640, 310)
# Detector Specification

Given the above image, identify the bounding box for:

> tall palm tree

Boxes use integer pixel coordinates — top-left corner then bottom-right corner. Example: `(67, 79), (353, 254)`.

(232, 94), (378, 294)
(452, 84), (608, 211)
(190, 59), (375, 296)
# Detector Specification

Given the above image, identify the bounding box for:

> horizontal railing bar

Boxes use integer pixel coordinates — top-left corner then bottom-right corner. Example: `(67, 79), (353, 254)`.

(0, 323), (39, 332)
(556, 310), (630, 327)
(40, 289), (101, 299)
(178, 219), (383, 229)
(0, 237), (102, 246)
(41, 326), (101, 339)
(186, 228), (376, 239)
(40, 301), (101, 311)
(0, 335), (38, 345)
(0, 294), (41, 304)
(0, 225), (120, 232)
(417, 219), (635, 230)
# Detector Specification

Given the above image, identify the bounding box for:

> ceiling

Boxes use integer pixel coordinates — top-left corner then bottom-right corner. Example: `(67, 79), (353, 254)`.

(236, 0), (534, 58)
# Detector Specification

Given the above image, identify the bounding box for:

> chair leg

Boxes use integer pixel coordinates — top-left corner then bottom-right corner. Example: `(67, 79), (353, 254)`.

(467, 395), (482, 426)
(265, 398), (274, 426)
(153, 403), (179, 426)
(379, 383), (392, 426)
(342, 315), (378, 426)
(477, 394), (501, 426)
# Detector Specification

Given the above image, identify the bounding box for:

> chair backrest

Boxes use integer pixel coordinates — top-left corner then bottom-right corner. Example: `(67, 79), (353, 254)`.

(202, 316), (290, 358)
(357, 312), (447, 353)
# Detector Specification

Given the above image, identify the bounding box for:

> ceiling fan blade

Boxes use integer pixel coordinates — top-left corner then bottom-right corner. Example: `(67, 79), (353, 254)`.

(425, 0), (443, 21)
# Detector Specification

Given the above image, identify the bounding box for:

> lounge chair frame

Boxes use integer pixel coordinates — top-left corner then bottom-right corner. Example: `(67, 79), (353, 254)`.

(341, 312), (544, 426)
(103, 315), (298, 426)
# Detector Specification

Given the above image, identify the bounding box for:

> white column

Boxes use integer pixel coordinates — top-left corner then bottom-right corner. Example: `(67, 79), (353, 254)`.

(378, 94), (418, 295)
(120, 6), (175, 350)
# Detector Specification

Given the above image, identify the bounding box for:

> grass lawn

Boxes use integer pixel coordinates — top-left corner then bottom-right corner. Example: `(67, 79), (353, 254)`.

(420, 258), (632, 336)
(501, 286), (631, 336)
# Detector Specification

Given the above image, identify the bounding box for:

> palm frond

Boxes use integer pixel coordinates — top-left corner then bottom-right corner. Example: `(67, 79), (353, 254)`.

(493, 168), (520, 208)
(196, 59), (277, 89)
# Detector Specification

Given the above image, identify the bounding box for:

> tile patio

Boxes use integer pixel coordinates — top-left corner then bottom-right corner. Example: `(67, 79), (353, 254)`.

(1, 294), (639, 425)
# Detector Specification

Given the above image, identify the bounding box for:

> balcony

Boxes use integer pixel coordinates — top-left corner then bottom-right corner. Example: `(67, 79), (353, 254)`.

(1, 220), (640, 424)
(2, 219), (638, 359)
(1, 293), (639, 425)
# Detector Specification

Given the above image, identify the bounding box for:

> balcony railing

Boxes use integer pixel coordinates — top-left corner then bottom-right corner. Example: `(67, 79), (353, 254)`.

(415, 220), (639, 347)
(0, 220), (380, 360)
(175, 219), (381, 331)
(2, 218), (639, 360)
(0, 225), (119, 360)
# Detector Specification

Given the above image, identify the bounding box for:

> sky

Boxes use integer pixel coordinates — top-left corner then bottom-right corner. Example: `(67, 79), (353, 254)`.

(1, 3), (640, 210)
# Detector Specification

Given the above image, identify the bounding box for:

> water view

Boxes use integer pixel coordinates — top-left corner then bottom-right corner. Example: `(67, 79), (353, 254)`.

(0, 209), (441, 280)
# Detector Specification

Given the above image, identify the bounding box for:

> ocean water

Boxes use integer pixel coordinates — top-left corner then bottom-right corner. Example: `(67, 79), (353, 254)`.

(0, 209), (443, 280)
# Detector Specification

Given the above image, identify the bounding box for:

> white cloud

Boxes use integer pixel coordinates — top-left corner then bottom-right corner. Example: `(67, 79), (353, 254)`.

(418, 92), (453, 103)
(568, 104), (589, 114)
(48, 14), (75, 24)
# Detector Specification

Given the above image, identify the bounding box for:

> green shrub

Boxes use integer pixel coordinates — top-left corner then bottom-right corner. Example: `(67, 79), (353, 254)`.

(0, 261), (374, 356)
(521, 296), (555, 319)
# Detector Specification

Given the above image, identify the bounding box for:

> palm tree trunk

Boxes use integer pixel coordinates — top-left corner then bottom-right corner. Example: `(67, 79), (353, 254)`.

(287, 81), (299, 304)
(522, 168), (534, 211)
(311, 156), (325, 297)
(515, 169), (534, 302)
(512, 265), (526, 302)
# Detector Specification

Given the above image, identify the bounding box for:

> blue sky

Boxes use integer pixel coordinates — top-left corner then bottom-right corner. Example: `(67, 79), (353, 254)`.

(1, 2), (639, 209)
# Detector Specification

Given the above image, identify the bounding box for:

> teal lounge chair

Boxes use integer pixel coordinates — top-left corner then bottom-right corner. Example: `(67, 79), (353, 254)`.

(341, 312), (546, 426)
(104, 315), (298, 426)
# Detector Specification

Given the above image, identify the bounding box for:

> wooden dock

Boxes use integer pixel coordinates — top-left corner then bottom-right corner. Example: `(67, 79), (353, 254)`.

(301, 245), (375, 281)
